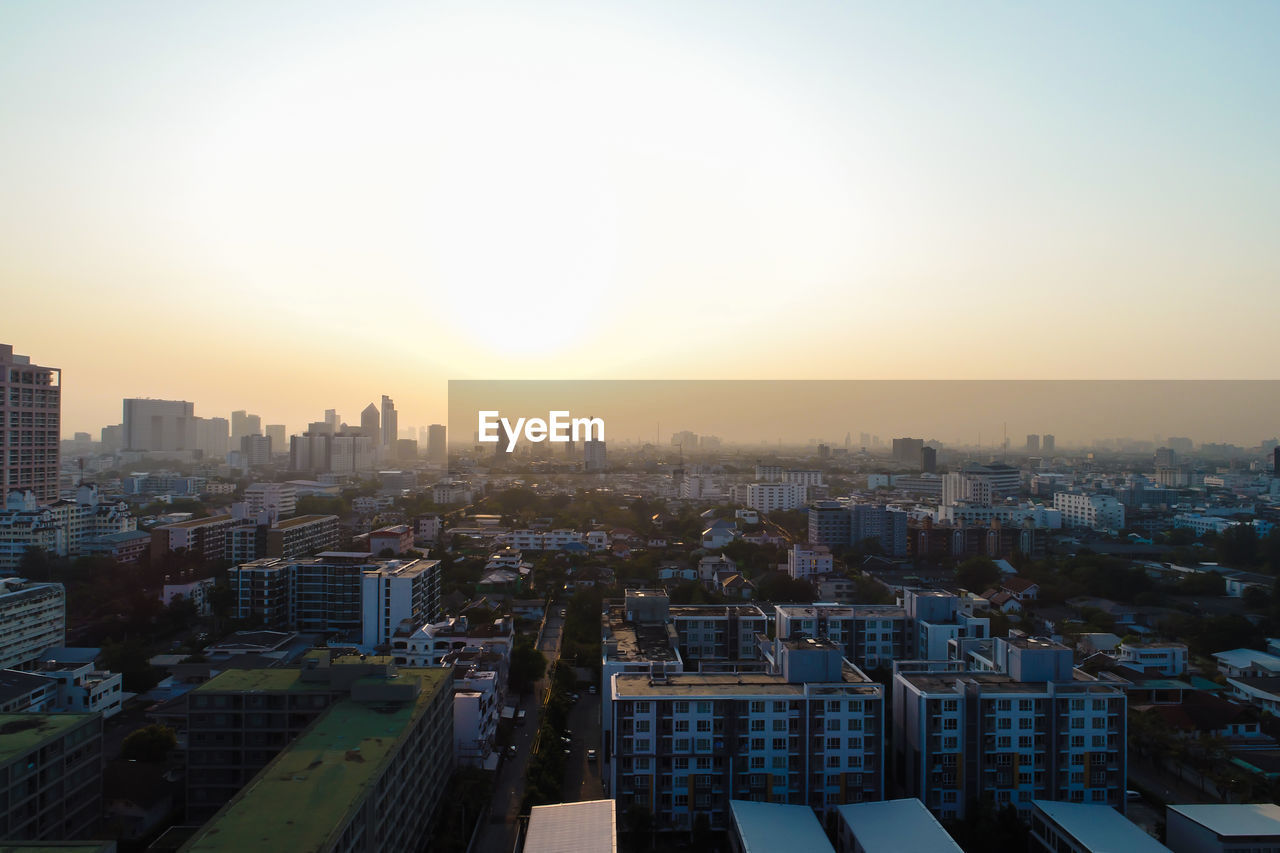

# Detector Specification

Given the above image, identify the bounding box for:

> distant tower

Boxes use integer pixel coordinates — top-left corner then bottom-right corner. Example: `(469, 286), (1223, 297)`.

(1026, 434), (1040, 453)
(1043, 434), (1055, 454)
(324, 409), (340, 432)
(1, 344), (61, 502)
(920, 446), (937, 474)
(361, 403), (380, 438)
(380, 396), (397, 451)
(584, 439), (607, 472)
(427, 424), (446, 463)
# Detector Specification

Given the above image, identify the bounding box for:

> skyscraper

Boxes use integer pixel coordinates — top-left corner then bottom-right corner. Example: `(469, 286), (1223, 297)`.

(584, 439), (607, 472)
(427, 424), (446, 463)
(123, 398), (195, 452)
(381, 395), (398, 451)
(920, 445), (937, 474)
(231, 410), (261, 444)
(0, 344), (61, 502)
(324, 408), (340, 432)
(361, 403), (380, 439)
(1043, 434), (1055, 454)
(1026, 434), (1040, 453)
(265, 424), (287, 452)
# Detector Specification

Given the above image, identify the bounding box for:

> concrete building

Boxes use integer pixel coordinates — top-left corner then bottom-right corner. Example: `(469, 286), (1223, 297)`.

(264, 513), (340, 558)
(835, 798), (962, 853)
(360, 558), (442, 647)
(942, 464), (1022, 508)
(1165, 803), (1280, 853)
(426, 424), (447, 463)
(0, 485), (136, 572)
(608, 638), (884, 831)
(244, 483), (296, 519)
(264, 424), (286, 454)
(786, 545), (833, 581)
(194, 416), (230, 458)
(903, 589), (989, 660)
(807, 502), (909, 557)
(892, 637), (1127, 820)
(1, 343), (61, 503)
(0, 712), (102, 840)
(775, 603), (907, 671)
(150, 514), (239, 564)
(893, 438), (925, 465)
(1117, 641), (1188, 676)
(230, 410), (261, 446)
(238, 434), (272, 468)
(180, 654), (453, 844)
(161, 577), (217, 616)
(368, 524), (414, 555)
(745, 481), (807, 512)
(380, 395), (398, 453)
(1030, 800), (1170, 853)
(584, 439), (608, 472)
(1054, 492), (1126, 532)
(390, 615), (514, 667)
(123, 399), (196, 452)
(0, 577), (65, 670)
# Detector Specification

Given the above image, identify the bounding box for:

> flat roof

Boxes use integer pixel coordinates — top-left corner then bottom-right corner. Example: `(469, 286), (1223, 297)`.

(1167, 803), (1280, 838)
(836, 799), (962, 852)
(730, 800), (834, 853)
(614, 671), (880, 697)
(524, 800), (617, 853)
(193, 668), (326, 694)
(271, 514), (336, 529)
(0, 714), (96, 764)
(182, 669), (448, 853)
(159, 514), (233, 529)
(1032, 800), (1170, 852)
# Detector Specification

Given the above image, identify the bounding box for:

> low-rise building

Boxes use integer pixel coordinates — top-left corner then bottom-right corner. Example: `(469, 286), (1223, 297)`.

(0, 577), (65, 670)
(836, 797), (962, 853)
(160, 578), (217, 616)
(525, 800), (617, 853)
(787, 545), (833, 581)
(1030, 800), (1170, 853)
(1165, 803), (1280, 853)
(0, 712), (103, 840)
(1118, 641), (1189, 676)
(729, 799), (835, 853)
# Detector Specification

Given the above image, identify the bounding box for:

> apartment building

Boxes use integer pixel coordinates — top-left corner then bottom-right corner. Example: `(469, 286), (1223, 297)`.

(942, 464), (1022, 507)
(609, 638), (884, 832)
(1116, 641), (1188, 676)
(150, 514), (239, 563)
(775, 603), (907, 671)
(0, 712), (102, 840)
(264, 513), (340, 558)
(786, 545), (833, 581)
(0, 485), (135, 572)
(243, 483), (296, 519)
(0, 577), (65, 670)
(892, 636), (1127, 820)
(807, 502), (909, 557)
(744, 482), (808, 512)
(391, 615), (514, 666)
(180, 655), (452, 849)
(360, 558), (441, 646)
(903, 589), (989, 660)
(1053, 492), (1126, 532)
(1, 343), (62, 503)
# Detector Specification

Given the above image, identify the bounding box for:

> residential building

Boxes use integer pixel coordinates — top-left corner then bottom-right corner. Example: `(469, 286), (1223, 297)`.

(380, 395), (398, 453)
(161, 578), (217, 616)
(426, 424), (447, 463)
(892, 636), (1127, 820)
(238, 434), (272, 467)
(584, 439), (608, 472)
(1030, 800), (1171, 853)
(786, 545), (833, 581)
(775, 603), (907, 671)
(835, 798), (962, 853)
(0, 577), (65, 670)
(447, 649), (506, 767)
(150, 514), (239, 564)
(264, 514), (340, 558)
(123, 398), (197, 453)
(244, 483), (296, 519)
(1165, 804), (1280, 853)
(368, 524), (414, 555)
(390, 615), (514, 667)
(29, 655), (124, 719)
(360, 558), (442, 647)
(194, 416), (230, 458)
(608, 638), (884, 831)
(79, 529), (152, 564)
(1117, 641), (1188, 676)
(264, 424), (286, 453)
(1054, 492), (1126, 531)
(942, 464), (1022, 507)
(893, 438), (925, 464)
(0, 485), (136, 572)
(0, 712), (102, 840)
(1, 344), (61, 503)
(729, 800), (835, 853)
(903, 589), (989, 660)
(745, 482), (807, 512)
(807, 502), (909, 557)
(180, 654), (452, 842)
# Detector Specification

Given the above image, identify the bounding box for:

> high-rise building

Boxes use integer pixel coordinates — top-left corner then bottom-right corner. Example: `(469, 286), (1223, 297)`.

(324, 408), (340, 432)
(360, 402), (380, 439)
(1026, 434), (1040, 453)
(427, 424), (447, 463)
(1042, 434), (1055, 454)
(264, 423), (286, 452)
(941, 463), (1022, 507)
(920, 446), (937, 474)
(0, 577), (66, 669)
(239, 434), (272, 467)
(892, 437), (925, 464)
(584, 439), (607, 472)
(381, 395), (398, 451)
(0, 344), (61, 503)
(806, 502), (909, 557)
(230, 410), (261, 444)
(0, 711), (102, 840)
(123, 398), (195, 452)
(194, 416), (230, 457)
(892, 636), (1126, 820)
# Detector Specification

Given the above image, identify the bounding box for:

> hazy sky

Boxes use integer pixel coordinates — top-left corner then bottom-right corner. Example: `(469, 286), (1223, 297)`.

(2, 1), (1277, 436)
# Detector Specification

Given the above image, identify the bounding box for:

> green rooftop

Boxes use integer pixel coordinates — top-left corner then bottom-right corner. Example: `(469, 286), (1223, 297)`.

(0, 713), (96, 764)
(181, 668), (449, 853)
(192, 668), (324, 693)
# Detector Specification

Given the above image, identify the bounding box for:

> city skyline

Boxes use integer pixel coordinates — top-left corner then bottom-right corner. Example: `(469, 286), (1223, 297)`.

(3, 1), (1279, 437)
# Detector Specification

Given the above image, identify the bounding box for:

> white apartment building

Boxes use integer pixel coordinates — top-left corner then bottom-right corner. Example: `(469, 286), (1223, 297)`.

(892, 637), (1126, 820)
(1053, 492), (1126, 531)
(942, 464), (1022, 508)
(390, 615), (515, 666)
(160, 577), (217, 616)
(244, 483), (297, 519)
(746, 482), (808, 512)
(935, 503), (1062, 530)
(432, 482), (473, 505)
(786, 545), (833, 581)
(609, 639), (884, 832)
(0, 485), (135, 571)
(1116, 641), (1188, 676)
(775, 603), (907, 671)
(360, 559), (443, 647)
(0, 577), (65, 670)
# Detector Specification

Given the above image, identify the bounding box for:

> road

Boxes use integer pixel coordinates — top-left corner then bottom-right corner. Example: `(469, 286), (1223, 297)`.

(562, 690), (604, 802)
(1127, 754), (1223, 837)
(473, 610), (564, 853)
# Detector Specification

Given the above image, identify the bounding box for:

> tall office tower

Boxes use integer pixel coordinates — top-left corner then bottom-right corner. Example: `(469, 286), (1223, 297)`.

(920, 446), (938, 474)
(893, 636), (1126, 820)
(1026, 434), (1040, 453)
(265, 424), (286, 452)
(324, 408), (340, 432)
(380, 395), (398, 451)
(584, 439), (607, 472)
(100, 424), (123, 452)
(240, 434), (272, 467)
(1154, 447), (1179, 469)
(231, 410), (261, 444)
(195, 416), (230, 457)
(1042, 434), (1055, 454)
(361, 402), (380, 438)
(123, 398), (195, 452)
(892, 437), (925, 464)
(0, 344), (61, 502)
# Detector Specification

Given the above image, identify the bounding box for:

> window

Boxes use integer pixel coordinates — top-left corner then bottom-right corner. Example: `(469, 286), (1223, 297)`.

(944, 718), (957, 730)
(751, 757), (764, 769)
(676, 720), (689, 732)
(944, 699), (958, 712)
(772, 738), (787, 750)
(751, 701), (765, 713)
(827, 737), (841, 749)
(674, 701), (689, 713)
(828, 700), (841, 712)
(773, 719), (787, 731)
(827, 755), (840, 767)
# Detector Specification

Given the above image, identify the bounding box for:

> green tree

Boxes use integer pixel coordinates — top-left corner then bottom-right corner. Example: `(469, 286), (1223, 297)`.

(121, 724), (177, 762)
(956, 556), (1000, 592)
(509, 640), (547, 695)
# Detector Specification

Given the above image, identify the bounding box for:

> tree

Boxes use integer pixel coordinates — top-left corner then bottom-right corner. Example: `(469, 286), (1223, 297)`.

(121, 724), (177, 762)
(101, 638), (160, 692)
(956, 556), (1000, 592)
(509, 641), (547, 695)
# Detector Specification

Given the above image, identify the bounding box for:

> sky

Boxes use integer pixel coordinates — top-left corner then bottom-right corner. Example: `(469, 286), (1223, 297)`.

(1, 1), (1277, 437)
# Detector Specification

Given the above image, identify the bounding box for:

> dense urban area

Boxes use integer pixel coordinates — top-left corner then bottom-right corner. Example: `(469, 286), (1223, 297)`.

(6, 343), (1280, 853)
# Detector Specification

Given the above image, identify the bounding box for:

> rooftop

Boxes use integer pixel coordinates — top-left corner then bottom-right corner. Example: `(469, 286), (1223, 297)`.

(0, 713), (96, 764)
(1167, 803), (1280, 838)
(159, 514), (233, 530)
(181, 669), (449, 853)
(524, 800), (618, 853)
(613, 669), (879, 697)
(729, 800), (835, 853)
(1032, 800), (1170, 853)
(835, 798), (962, 852)
(272, 514), (337, 530)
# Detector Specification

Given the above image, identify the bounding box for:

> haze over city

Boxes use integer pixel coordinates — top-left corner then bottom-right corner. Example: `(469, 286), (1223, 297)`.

(2, 1), (1279, 436)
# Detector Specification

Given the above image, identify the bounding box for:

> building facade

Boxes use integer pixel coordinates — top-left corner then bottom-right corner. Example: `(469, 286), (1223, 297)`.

(1, 344), (61, 503)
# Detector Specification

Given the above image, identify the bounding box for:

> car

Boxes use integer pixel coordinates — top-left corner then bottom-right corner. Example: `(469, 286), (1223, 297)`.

(559, 608), (567, 617)
(588, 685), (597, 695)
(1126, 790), (1142, 801)
(516, 709), (527, 724)
(560, 736), (571, 744)
(506, 745), (518, 758)
(587, 749), (598, 762)
(571, 693), (580, 702)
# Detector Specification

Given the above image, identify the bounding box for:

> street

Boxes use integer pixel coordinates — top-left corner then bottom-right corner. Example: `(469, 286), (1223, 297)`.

(562, 689), (604, 802)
